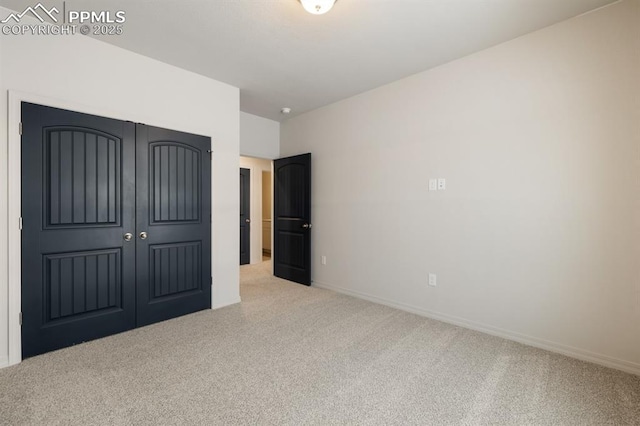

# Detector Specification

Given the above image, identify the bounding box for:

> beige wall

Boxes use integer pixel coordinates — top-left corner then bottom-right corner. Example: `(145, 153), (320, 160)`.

(240, 112), (280, 159)
(281, 0), (640, 374)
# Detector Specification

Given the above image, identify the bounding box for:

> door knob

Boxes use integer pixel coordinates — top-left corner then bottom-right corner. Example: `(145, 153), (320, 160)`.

(245, 219), (251, 223)
(139, 231), (148, 240)
(123, 233), (133, 242)
(302, 223), (312, 229)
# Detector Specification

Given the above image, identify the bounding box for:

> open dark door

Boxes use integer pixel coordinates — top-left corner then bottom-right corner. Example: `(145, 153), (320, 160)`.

(240, 168), (250, 265)
(273, 153), (311, 285)
(135, 124), (212, 326)
(21, 102), (136, 358)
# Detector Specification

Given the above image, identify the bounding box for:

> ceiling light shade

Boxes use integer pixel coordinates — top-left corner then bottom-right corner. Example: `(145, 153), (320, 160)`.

(299, 0), (336, 15)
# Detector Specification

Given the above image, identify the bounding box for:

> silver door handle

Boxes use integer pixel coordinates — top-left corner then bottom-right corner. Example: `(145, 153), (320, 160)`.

(139, 231), (148, 240)
(245, 219), (250, 223)
(123, 233), (133, 242)
(302, 223), (312, 229)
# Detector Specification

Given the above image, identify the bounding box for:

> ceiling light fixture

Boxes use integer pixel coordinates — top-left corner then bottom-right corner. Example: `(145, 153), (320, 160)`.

(299, 0), (337, 15)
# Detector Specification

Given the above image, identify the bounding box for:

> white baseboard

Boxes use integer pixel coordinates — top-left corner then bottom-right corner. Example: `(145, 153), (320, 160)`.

(0, 355), (8, 369)
(211, 297), (241, 310)
(312, 280), (640, 377)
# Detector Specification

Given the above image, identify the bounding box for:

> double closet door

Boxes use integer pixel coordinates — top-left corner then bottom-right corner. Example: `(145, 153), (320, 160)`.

(21, 102), (211, 358)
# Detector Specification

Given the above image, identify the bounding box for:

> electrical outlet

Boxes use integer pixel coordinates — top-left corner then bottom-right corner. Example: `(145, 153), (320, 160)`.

(321, 255), (327, 265)
(428, 273), (437, 287)
(437, 178), (446, 190)
(429, 179), (437, 191)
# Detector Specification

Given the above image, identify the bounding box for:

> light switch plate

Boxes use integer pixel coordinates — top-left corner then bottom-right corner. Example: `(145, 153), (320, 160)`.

(428, 273), (437, 287)
(429, 179), (437, 191)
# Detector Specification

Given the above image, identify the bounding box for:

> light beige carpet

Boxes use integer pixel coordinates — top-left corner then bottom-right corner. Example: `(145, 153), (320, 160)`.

(1, 261), (639, 425)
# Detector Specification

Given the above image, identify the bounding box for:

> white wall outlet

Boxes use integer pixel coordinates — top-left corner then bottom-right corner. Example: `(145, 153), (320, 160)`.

(429, 179), (437, 191)
(321, 255), (327, 265)
(428, 273), (437, 287)
(437, 178), (446, 190)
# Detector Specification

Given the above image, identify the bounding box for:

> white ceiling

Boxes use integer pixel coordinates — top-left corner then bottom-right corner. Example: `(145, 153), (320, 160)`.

(1, 0), (618, 121)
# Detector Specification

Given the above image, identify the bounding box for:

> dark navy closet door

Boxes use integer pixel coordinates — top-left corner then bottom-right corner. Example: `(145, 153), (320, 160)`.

(22, 104), (213, 359)
(21, 102), (136, 358)
(135, 124), (212, 326)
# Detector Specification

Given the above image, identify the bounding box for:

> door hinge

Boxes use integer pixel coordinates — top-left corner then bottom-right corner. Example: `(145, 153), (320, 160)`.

(19, 122), (23, 136)
(19, 312), (22, 326)
(19, 217), (23, 230)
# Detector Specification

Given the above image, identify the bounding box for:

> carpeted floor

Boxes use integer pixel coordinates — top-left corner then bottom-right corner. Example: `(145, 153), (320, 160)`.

(1, 261), (639, 425)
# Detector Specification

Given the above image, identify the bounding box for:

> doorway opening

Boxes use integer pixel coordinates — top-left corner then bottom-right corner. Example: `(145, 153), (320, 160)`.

(262, 170), (272, 261)
(239, 153), (312, 286)
(239, 156), (273, 267)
